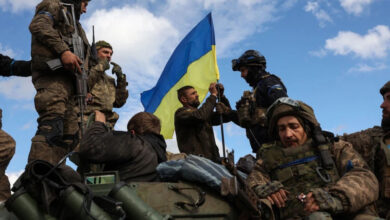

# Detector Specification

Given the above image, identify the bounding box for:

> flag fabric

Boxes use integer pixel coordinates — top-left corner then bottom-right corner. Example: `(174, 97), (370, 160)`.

(141, 12), (219, 139)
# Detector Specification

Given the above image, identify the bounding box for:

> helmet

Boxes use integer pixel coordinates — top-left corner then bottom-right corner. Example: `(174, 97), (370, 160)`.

(96, 40), (113, 51)
(267, 97), (319, 139)
(232, 50), (266, 71)
(380, 81), (390, 96)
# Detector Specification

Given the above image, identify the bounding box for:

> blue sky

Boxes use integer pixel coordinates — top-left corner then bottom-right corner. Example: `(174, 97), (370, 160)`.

(0, 0), (389, 180)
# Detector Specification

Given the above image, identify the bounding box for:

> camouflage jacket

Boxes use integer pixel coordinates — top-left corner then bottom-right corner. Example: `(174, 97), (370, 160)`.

(174, 95), (236, 163)
(0, 128), (16, 201)
(247, 139), (378, 214)
(86, 61), (128, 115)
(341, 126), (390, 214)
(29, 0), (90, 82)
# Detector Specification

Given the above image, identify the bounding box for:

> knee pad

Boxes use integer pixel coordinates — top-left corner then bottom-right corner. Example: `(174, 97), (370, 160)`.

(36, 117), (64, 147)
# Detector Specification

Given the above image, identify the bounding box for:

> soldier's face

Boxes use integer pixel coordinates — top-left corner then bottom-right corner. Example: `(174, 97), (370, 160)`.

(183, 88), (200, 108)
(239, 66), (248, 79)
(277, 116), (307, 148)
(81, 1), (88, 14)
(380, 91), (390, 119)
(97, 48), (113, 62)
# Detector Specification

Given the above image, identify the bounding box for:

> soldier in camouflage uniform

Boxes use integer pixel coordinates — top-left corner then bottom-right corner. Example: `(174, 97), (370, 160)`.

(28, 0), (91, 165)
(85, 40), (128, 129)
(232, 50), (288, 153)
(247, 97), (379, 219)
(341, 81), (390, 219)
(0, 109), (15, 202)
(0, 53), (31, 77)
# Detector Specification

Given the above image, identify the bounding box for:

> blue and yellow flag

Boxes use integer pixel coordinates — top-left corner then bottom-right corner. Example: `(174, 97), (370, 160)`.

(141, 13), (219, 139)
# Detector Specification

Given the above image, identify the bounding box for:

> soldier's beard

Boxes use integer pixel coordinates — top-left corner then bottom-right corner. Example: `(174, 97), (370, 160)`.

(189, 101), (200, 108)
(381, 116), (390, 132)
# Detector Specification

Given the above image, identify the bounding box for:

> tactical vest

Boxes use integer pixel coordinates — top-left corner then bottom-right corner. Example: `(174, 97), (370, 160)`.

(260, 140), (340, 218)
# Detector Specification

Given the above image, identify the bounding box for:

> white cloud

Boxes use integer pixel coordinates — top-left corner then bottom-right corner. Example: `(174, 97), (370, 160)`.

(325, 25), (390, 59)
(348, 63), (387, 73)
(304, 1), (333, 27)
(0, 0), (39, 13)
(339, 0), (374, 16)
(0, 43), (15, 57)
(21, 120), (34, 130)
(6, 170), (23, 188)
(309, 48), (328, 57)
(0, 78), (35, 100)
(82, 6), (179, 92)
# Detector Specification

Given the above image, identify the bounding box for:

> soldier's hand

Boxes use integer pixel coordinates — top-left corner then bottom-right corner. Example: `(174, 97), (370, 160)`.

(216, 102), (230, 114)
(304, 192), (320, 213)
(216, 83), (224, 96)
(111, 61), (124, 78)
(61, 50), (82, 74)
(267, 189), (288, 208)
(95, 110), (106, 123)
(86, 93), (93, 104)
(209, 82), (218, 97)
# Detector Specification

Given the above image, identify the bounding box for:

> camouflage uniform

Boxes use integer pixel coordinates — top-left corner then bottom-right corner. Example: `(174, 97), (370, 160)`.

(85, 59), (128, 129)
(247, 98), (379, 219)
(342, 127), (390, 219)
(0, 53), (31, 77)
(28, 0), (90, 165)
(0, 109), (15, 201)
(175, 95), (236, 163)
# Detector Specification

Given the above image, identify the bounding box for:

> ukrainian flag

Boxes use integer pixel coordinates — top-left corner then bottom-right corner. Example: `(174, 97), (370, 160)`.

(141, 13), (219, 139)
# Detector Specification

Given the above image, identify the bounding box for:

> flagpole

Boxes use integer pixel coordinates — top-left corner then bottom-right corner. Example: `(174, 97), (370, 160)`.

(216, 80), (226, 159)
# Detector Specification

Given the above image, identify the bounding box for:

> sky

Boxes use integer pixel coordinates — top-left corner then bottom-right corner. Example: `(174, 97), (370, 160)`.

(0, 0), (389, 183)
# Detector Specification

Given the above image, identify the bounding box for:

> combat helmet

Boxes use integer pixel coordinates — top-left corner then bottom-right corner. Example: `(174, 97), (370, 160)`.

(380, 81), (390, 96)
(266, 97), (319, 139)
(232, 50), (266, 71)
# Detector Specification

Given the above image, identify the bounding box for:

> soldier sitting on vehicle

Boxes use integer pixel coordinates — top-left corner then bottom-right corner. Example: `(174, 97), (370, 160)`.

(79, 110), (167, 182)
(247, 97), (379, 219)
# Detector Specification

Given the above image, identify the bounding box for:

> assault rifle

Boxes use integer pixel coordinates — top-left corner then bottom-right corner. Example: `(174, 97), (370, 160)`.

(46, 3), (88, 136)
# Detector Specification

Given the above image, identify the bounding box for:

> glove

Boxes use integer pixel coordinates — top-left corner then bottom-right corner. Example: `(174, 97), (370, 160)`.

(216, 102), (230, 114)
(111, 61), (124, 79)
(237, 100), (252, 127)
(254, 181), (284, 198)
(310, 188), (344, 214)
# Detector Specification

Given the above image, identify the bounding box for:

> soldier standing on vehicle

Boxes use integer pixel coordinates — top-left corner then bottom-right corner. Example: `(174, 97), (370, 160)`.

(28, 0), (91, 165)
(79, 110), (167, 182)
(247, 97), (379, 219)
(232, 50), (288, 154)
(0, 109), (15, 202)
(85, 40), (128, 129)
(174, 83), (236, 163)
(341, 81), (390, 219)
(0, 53), (31, 77)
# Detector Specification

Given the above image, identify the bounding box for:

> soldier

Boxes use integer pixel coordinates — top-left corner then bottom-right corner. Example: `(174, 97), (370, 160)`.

(79, 110), (167, 182)
(247, 97), (379, 219)
(174, 83), (236, 163)
(232, 50), (288, 153)
(0, 53), (31, 77)
(0, 109), (15, 202)
(28, 0), (91, 165)
(85, 40), (128, 129)
(341, 81), (390, 219)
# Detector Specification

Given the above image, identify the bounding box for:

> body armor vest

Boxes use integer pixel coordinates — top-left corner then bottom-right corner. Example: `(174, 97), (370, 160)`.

(260, 139), (340, 218)
(379, 136), (390, 198)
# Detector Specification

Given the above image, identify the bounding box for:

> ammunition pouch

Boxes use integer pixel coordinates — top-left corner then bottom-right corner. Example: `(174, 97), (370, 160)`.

(253, 181), (283, 198)
(310, 188), (343, 214)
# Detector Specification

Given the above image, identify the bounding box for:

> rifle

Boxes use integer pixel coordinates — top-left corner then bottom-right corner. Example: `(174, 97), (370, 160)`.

(46, 3), (88, 136)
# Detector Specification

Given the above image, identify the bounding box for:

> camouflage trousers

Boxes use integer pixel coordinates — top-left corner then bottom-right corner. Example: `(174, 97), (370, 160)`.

(0, 129), (15, 201)
(29, 75), (79, 165)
